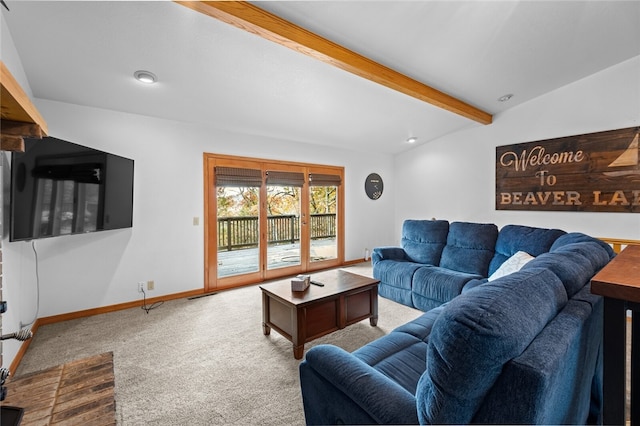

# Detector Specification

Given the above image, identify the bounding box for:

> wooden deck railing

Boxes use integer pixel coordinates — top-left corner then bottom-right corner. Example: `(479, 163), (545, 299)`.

(599, 237), (640, 254)
(216, 221), (638, 254)
(218, 214), (336, 251)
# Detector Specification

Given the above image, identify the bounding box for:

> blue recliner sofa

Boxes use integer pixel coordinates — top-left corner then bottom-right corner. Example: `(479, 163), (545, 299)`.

(299, 221), (614, 424)
(372, 220), (567, 311)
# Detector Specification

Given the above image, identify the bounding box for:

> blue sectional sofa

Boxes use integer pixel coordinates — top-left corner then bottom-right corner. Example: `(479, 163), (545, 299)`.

(299, 221), (614, 425)
(372, 220), (567, 311)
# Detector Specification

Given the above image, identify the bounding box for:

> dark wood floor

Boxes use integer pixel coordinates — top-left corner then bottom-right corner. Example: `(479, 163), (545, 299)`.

(1, 352), (116, 425)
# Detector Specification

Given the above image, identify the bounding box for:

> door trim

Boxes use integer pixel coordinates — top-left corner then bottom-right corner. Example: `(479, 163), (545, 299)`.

(203, 153), (344, 292)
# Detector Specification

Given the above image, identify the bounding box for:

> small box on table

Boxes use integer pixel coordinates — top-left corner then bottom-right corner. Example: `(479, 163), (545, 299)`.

(291, 274), (310, 292)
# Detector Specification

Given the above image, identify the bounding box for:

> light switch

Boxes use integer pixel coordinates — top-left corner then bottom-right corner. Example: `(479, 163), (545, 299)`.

(193, 217), (199, 226)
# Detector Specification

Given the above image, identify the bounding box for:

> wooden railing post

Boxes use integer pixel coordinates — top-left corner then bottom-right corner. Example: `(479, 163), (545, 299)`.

(226, 218), (232, 251)
(598, 238), (640, 254)
(290, 215), (295, 244)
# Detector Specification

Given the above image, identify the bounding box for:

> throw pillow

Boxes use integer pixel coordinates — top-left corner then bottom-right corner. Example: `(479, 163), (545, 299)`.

(488, 251), (534, 282)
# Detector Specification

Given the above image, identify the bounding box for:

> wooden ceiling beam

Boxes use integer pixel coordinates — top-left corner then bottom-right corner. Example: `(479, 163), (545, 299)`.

(176, 1), (492, 125)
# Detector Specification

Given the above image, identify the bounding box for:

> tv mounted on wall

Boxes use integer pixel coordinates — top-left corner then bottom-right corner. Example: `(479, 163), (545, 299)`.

(10, 136), (134, 242)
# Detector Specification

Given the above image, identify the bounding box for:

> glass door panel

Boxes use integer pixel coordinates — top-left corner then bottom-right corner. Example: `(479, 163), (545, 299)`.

(266, 185), (301, 270)
(265, 168), (305, 276)
(215, 167), (261, 279)
(309, 186), (338, 262)
(216, 187), (260, 278)
(308, 172), (341, 265)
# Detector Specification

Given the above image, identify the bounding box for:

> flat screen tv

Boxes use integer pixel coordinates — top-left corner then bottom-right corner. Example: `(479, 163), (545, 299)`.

(10, 136), (134, 242)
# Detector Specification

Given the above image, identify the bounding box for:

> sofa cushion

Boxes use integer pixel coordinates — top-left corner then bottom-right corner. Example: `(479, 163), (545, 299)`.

(412, 266), (481, 311)
(355, 306), (446, 395)
(439, 222), (498, 276)
(550, 232), (615, 259)
(353, 333), (427, 395)
(373, 260), (421, 289)
(416, 268), (568, 425)
(523, 241), (611, 297)
(373, 260), (423, 307)
(489, 225), (566, 276)
(371, 246), (407, 264)
(461, 278), (488, 293)
(300, 345), (420, 425)
(392, 304), (447, 341)
(472, 285), (603, 424)
(488, 250), (534, 281)
(401, 220), (449, 264)
(557, 242), (612, 268)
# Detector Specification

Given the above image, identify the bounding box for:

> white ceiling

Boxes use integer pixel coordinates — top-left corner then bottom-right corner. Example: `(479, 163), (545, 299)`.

(3, 1), (639, 154)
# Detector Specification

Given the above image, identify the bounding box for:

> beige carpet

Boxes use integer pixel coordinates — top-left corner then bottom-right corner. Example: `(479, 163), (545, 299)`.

(14, 265), (422, 425)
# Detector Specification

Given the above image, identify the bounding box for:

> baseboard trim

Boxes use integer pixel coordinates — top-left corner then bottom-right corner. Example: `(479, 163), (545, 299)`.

(343, 257), (368, 266)
(9, 323), (37, 374)
(9, 259), (369, 372)
(37, 289), (203, 326)
(9, 288), (202, 373)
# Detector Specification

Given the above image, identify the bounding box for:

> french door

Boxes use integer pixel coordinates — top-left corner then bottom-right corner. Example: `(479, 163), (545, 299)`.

(204, 154), (344, 292)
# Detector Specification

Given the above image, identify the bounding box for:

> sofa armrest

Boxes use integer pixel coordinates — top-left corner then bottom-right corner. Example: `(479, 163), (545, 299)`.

(462, 278), (488, 294)
(300, 344), (419, 425)
(371, 246), (407, 264)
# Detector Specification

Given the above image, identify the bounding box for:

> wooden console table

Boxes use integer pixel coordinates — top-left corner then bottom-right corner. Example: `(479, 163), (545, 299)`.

(591, 245), (640, 425)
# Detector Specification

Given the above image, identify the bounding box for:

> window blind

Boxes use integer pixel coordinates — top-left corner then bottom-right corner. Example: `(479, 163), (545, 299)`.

(215, 167), (262, 187)
(266, 171), (305, 187)
(309, 173), (342, 186)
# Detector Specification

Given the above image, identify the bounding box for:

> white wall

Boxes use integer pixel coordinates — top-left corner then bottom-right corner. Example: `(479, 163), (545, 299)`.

(394, 55), (640, 244)
(0, 12), (31, 98)
(1, 100), (396, 367)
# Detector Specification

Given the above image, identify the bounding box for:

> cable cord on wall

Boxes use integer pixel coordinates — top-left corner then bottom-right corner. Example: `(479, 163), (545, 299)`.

(140, 288), (163, 314)
(20, 240), (41, 328)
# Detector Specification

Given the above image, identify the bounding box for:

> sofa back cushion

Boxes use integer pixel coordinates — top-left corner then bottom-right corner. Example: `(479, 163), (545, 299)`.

(550, 232), (615, 259)
(472, 285), (604, 424)
(522, 240), (612, 297)
(416, 268), (568, 425)
(439, 222), (498, 276)
(488, 225), (566, 276)
(401, 220), (449, 264)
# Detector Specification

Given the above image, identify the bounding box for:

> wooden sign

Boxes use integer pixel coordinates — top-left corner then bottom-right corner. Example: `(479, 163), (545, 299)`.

(496, 126), (640, 213)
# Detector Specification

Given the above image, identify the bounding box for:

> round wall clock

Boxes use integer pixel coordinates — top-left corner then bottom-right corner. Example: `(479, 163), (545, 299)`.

(365, 173), (384, 200)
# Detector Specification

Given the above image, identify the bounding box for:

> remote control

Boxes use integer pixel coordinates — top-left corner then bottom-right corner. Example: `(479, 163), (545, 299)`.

(310, 280), (324, 287)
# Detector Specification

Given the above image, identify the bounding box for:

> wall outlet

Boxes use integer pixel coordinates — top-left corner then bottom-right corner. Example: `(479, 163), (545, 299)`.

(138, 282), (145, 293)
(147, 280), (155, 291)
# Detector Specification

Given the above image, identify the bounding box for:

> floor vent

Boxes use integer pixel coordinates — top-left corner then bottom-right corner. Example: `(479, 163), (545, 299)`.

(188, 292), (218, 300)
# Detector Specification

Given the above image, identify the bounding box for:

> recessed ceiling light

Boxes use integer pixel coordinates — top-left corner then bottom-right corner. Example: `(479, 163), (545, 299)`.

(498, 93), (513, 102)
(134, 70), (157, 84)
(406, 137), (418, 144)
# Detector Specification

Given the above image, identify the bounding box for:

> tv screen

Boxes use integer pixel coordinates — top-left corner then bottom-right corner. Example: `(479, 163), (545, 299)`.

(10, 136), (134, 242)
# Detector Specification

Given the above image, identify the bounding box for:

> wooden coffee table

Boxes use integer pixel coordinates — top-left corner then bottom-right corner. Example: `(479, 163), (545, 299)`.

(260, 269), (380, 359)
